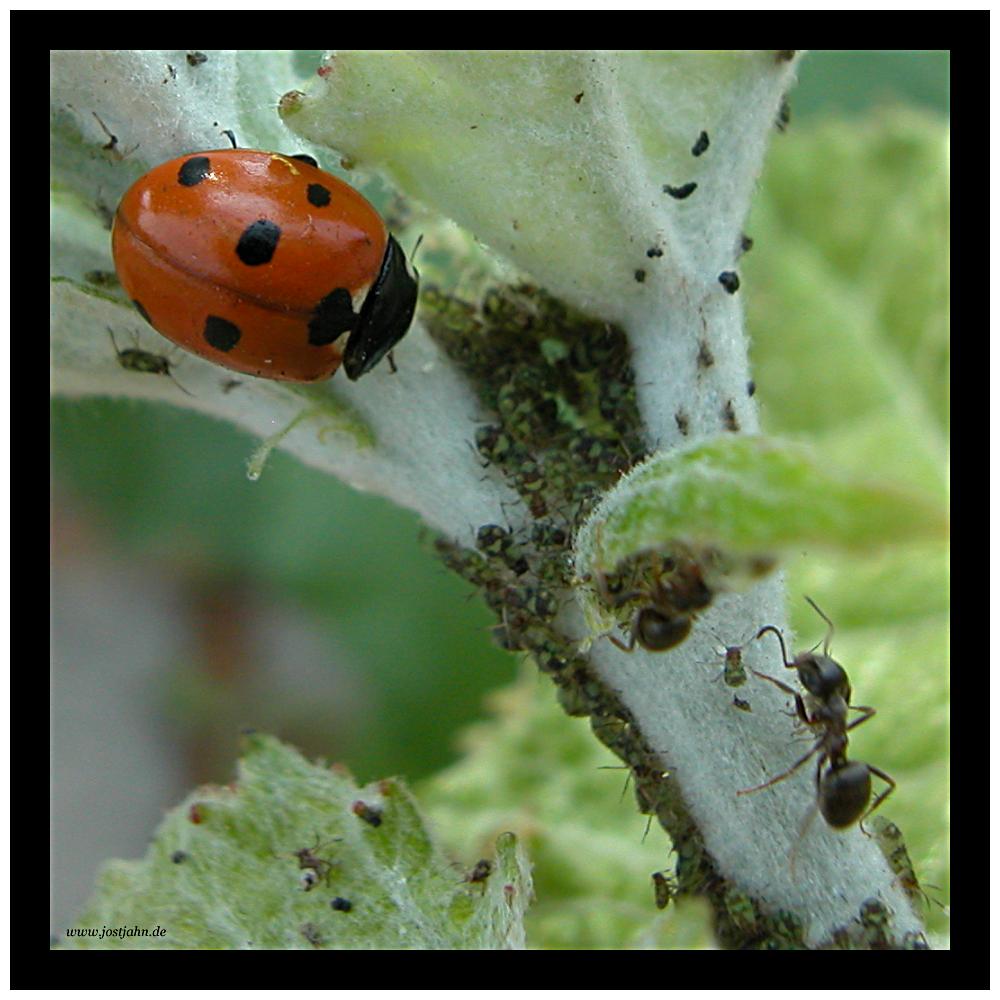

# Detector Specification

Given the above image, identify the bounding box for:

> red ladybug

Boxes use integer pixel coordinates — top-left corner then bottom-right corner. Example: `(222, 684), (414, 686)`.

(111, 149), (417, 382)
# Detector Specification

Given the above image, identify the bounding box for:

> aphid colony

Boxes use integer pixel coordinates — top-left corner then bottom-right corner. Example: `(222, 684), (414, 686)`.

(424, 283), (648, 707)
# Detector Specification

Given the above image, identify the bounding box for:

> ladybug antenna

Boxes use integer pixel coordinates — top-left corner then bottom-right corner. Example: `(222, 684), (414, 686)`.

(221, 129), (238, 149)
(410, 233), (425, 267)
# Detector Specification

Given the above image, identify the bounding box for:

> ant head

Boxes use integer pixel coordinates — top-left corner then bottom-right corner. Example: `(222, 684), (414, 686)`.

(818, 759), (871, 829)
(636, 607), (691, 652)
(795, 652), (852, 704)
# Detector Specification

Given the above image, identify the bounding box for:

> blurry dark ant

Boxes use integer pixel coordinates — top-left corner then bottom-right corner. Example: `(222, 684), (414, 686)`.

(594, 549), (712, 653)
(737, 597), (895, 836)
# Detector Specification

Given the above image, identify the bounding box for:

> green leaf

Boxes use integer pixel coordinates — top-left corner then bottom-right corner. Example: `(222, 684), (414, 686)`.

(58, 735), (531, 949)
(577, 434), (946, 575)
(281, 50), (797, 323)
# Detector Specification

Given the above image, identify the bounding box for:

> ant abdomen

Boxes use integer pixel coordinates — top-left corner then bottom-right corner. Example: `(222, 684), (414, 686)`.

(636, 607), (692, 651)
(819, 760), (872, 828)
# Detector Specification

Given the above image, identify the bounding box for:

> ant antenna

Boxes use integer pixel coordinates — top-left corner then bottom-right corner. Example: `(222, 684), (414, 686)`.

(803, 596), (835, 655)
(755, 624), (791, 668)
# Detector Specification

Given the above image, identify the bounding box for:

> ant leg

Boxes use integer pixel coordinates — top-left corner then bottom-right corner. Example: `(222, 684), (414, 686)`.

(750, 669), (811, 727)
(607, 631), (637, 653)
(858, 766), (896, 834)
(737, 737), (822, 796)
(846, 705), (876, 731)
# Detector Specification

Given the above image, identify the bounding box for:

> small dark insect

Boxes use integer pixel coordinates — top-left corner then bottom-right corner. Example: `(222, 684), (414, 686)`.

(697, 339), (714, 369)
(646, 246), (663, 259)
(187, 51), (208, 67)
(732, 696), (752, 712)
(464, 859), (493, 889)
(663, 181), (697, 200)
(573, 91), (584, 103)
(300, 922), (324, 947)
(718, 271), (740, 295)
(776, 96), (791, 132)
(722, 399), (739, 432)
(107, 328), (193, 397)
(691, 131), (710, 157)
(652, 870), (678, 909)
(284, 835), (341, 890)
(746, 380), (756, 397)
(634, 269), (646, 283)
(330, 896), (353, 912)
(352, 800), (383, 827)
(171, 850), (189, 864)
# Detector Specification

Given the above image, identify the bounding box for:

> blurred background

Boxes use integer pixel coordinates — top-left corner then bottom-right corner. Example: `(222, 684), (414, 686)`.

(50, 51), (949, 936)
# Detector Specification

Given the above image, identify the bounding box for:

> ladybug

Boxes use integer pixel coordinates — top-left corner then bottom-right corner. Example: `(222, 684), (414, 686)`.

(111, 149), (418, 382)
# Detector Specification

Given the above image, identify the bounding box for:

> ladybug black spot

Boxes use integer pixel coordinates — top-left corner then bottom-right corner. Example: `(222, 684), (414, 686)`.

(307, 183), (332, 208)
(178, 156), (211, 187)
(236, 219), (281, 266)
(132, 299), (152, 326)
(308, 288), (357, 346)
(203, 315), (242, 352)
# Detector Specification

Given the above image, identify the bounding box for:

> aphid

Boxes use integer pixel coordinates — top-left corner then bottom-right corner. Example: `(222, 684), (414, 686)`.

(722, 399), (739, 432)
(870, 816), (941, 911)
(738, 598), (895, 833)
(186, 51), (208, 67)
(652, 870), (678, 910)
(464, 859), (493, 891)
(718, 271), (740, 294)
(776, 96), (792, 132)
(299, 922), (324, 948)
(691, 130), (710, 157)
(283, 835), (341, 890)
(330, 896), (353, 912)
(663, 181), (697, 200)
(107, 328), (193, 397)
(171, 850), (189, 864)
(351, 800), (383, 827)
(634, 269), (646, 283)
(732, 696), (752, 712)
(697, 339), (715, 370)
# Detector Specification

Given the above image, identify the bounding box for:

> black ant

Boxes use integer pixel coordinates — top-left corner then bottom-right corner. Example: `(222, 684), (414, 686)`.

(737, 597), (895, 833)
(593, 549), (712, 653)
